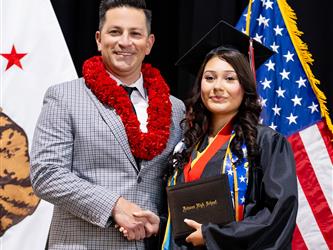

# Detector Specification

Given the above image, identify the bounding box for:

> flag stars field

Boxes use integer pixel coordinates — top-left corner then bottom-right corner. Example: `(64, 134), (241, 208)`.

(262, 17), (270, 28)
(257, 14), (270, 28)
(270, 42), (279, 53)
(283, 51), (295, 62)
(291, 95), (302, 106)
(239, 176), (246, 183)
(254, 33), (263, 43)
(265, 60), (275, 71)
(272, 104), (281, 116)
(261, 78), (272, 89)
(257, 14), (267, 26)
(259, 97), (268, 107)
(280, 69), (290, 80)
(296, 76), (307, 88)
(263, 0), (273, 10)
(276, 86), (286, 98)
(308, 102), (319, 114)
(269, 122), (277, 130)
(274, 25), (284, 36)
(286, 113), (298, 125)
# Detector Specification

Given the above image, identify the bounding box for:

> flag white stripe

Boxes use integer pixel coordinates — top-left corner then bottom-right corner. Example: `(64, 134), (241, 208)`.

(299, 124), (333, 212)
(296, 178), (329, 250)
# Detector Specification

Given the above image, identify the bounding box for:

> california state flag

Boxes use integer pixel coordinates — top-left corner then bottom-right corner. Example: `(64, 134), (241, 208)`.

(0, 0), (77, 249)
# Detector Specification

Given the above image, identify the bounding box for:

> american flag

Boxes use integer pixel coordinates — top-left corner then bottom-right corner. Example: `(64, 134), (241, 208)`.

(236, 0), (333, 249)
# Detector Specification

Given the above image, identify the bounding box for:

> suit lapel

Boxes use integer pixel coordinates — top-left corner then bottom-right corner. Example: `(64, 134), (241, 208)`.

(84, 82), (138, 170)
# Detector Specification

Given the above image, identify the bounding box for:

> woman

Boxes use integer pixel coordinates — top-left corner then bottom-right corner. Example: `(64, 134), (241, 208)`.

(120, 20), (298, 249)
(159, 41), (298, 249)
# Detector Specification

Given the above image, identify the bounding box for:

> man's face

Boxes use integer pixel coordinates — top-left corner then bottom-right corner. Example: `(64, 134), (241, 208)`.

(96, 7), (155, 82)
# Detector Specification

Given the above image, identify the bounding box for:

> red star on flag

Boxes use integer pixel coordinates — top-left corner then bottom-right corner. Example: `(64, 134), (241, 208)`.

(1, 45), (27, 71)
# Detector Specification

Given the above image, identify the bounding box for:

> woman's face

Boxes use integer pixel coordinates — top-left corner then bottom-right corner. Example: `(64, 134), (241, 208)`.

(201, 56), (244, 117)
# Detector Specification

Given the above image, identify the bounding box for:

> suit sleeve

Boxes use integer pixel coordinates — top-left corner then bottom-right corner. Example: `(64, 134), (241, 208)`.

(202, 130), (298, 250)
(30, 85), (120, 228)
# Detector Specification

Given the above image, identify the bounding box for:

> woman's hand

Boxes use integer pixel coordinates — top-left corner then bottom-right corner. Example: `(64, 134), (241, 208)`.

(184, 219), (205, 246)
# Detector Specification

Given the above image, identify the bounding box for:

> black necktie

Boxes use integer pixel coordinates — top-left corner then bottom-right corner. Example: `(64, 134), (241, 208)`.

(122, 85), (137, 115)
(122, 85), (141, 168)
(122, 85), (136, 96)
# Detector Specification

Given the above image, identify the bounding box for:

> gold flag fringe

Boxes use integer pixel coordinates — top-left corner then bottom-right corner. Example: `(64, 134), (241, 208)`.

(277, 0), (333, 136)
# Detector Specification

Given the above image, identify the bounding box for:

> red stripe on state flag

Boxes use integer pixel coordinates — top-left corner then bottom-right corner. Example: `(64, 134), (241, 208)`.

(292, 225), (308, 250)
(288, 130), (333, 250)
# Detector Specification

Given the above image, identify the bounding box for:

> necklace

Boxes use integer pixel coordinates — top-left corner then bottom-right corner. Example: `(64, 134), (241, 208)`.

(83, 56), (172, 160)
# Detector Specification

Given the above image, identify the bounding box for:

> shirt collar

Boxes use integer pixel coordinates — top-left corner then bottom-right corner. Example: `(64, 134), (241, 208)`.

(108, 72), (147, 99)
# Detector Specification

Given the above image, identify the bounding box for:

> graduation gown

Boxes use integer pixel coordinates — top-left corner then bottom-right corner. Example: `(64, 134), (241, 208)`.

(167, 125), (298, 250)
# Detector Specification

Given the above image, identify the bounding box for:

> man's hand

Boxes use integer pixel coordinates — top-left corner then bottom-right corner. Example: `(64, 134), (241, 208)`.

(117, 210), (160, 239)
(133, 210), (160, 237)
(184, 219), (205, 246)
(112, 197), (146, 240)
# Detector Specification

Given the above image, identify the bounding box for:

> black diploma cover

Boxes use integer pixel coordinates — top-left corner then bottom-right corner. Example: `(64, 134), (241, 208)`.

(167, 174), (234, 239)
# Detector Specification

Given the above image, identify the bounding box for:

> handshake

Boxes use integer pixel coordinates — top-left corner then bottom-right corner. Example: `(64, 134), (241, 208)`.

(112, 196), (160, 241)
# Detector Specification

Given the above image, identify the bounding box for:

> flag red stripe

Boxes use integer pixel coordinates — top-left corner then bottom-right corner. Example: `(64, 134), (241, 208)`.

(292, 225), (308, 250)
(288, 133), (333, 249)
(317, 120), (333, 164)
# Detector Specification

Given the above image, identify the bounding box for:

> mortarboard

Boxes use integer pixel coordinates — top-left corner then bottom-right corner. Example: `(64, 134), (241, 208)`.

(175, 20), (274, 76)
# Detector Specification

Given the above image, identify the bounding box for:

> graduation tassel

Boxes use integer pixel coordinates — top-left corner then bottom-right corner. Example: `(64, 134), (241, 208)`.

(248, 38), (256, 81)
(245, 0), (257, 82)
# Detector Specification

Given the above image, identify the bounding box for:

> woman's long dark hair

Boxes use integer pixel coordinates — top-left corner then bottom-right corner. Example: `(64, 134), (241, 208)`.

(170, 46), (262, 175)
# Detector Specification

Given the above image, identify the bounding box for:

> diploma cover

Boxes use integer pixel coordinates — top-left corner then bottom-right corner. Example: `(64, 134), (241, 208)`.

(167, 174), (234, 239)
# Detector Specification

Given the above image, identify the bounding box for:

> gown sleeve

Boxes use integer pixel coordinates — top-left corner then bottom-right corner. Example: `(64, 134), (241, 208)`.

(202, 127), (298, 250)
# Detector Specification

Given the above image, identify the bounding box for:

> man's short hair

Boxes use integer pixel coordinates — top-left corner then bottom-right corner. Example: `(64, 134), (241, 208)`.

(98, 0), (152, 34)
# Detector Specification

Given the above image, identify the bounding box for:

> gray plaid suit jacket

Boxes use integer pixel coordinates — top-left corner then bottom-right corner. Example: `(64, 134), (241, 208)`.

(30, 78), (185, 250)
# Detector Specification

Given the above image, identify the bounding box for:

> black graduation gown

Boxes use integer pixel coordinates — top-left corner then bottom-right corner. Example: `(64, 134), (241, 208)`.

(168, 125), (298, 250)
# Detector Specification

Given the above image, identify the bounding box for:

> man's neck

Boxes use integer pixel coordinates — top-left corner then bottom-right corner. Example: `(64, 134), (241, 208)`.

(117, 75), (140, 86)
(106, 66), (142, 86)
(107, 70), (140, 86)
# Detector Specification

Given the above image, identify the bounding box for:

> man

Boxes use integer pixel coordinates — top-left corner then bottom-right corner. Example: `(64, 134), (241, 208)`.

(30, 0), (184, 249)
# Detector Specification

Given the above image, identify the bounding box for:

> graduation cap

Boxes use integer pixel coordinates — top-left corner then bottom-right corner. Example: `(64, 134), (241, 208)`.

(175, 20), (274, 77)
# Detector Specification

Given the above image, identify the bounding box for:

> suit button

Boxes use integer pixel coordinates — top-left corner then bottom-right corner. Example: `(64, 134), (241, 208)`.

(137, 176), (142, 184)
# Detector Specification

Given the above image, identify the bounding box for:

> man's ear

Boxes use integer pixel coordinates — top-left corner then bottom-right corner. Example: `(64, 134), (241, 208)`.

(95, 31), (102, 51)
(145, 34), (155, 55)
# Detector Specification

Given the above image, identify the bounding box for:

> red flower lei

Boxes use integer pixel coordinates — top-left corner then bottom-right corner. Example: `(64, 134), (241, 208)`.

(83, 56), (172, 160)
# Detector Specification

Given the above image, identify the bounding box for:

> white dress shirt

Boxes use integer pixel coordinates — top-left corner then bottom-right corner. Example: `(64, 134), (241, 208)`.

(109, 73), (148, 132)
